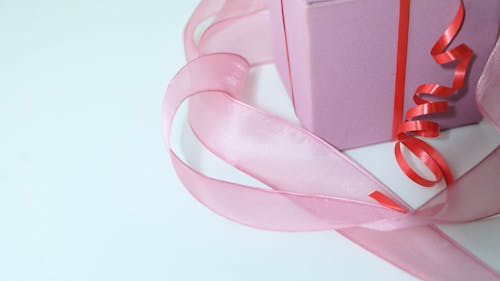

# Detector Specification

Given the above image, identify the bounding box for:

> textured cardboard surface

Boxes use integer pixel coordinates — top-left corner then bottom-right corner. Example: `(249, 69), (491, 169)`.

(269, 0), (500, 149)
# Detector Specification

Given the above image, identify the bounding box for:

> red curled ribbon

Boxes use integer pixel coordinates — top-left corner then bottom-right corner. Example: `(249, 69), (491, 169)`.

(393, 0), (474, 187)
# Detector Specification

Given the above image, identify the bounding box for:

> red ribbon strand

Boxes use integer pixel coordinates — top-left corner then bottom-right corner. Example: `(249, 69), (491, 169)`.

(392, 0), (411, 141)
(393, 0), (473, 187)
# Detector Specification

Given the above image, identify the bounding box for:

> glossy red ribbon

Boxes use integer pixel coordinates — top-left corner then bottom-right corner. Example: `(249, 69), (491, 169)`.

(393, 0), (474, 187)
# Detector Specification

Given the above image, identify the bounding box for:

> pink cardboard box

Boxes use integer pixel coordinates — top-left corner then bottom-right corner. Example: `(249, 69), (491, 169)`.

(268, 0), (500, 149)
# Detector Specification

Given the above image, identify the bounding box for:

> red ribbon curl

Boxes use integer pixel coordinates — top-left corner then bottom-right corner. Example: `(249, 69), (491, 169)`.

(394, 0), (474, 187)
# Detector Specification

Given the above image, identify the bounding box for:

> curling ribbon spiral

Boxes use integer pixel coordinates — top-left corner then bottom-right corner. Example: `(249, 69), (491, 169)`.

(393, 0), (474, 187)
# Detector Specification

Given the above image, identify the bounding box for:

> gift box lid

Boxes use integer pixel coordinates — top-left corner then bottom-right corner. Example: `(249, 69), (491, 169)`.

(269, 0), (500, 150)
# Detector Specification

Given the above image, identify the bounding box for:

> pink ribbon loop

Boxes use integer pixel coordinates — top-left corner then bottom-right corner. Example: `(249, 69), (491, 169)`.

(164, 0), (500, 280)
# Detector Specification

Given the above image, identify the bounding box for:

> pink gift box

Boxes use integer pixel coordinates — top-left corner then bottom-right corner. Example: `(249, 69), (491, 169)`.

(268, 0), (500, 149)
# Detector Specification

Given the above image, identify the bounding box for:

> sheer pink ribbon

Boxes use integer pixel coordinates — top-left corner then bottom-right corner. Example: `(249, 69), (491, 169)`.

(163, 1), (500, 280)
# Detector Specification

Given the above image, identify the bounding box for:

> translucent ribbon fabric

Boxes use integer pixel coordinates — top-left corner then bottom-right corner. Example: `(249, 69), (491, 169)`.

(163, 1), (500, 280)
(477, 36), (500, 131)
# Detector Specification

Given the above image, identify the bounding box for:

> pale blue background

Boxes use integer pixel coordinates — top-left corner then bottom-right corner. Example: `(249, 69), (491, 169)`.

(0, 1), (498, 280)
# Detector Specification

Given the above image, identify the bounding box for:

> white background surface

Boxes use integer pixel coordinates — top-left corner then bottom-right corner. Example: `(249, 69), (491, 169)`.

(1, 1), (499, 280)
